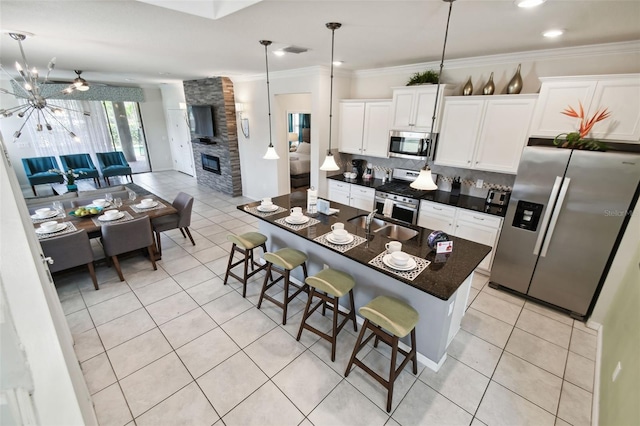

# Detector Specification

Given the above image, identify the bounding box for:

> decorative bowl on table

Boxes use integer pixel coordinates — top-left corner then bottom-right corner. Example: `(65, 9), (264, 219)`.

(69, 206), (104, 218)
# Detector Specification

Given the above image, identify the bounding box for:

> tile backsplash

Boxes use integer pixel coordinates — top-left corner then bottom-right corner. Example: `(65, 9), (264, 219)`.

(350, 154), (516, 198)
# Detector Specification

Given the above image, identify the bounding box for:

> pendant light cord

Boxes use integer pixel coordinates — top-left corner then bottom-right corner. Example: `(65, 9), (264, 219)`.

(262, 41), (274, 148)
(427, 0), (455, 163)
(328, 26), (336, 154)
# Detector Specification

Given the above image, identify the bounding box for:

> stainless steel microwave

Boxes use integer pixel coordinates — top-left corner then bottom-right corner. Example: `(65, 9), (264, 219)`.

(388, 130), (438, 161)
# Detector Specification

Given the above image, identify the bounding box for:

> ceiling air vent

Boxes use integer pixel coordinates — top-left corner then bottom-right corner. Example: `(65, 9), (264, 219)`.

(282, 46), (309, 54)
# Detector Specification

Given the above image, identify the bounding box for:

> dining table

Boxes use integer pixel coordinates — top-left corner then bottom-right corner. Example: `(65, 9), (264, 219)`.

(31, 193), (178, 260)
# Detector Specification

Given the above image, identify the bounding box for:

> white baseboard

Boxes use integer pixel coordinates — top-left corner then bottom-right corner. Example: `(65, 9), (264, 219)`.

(591, 321), (603, 426)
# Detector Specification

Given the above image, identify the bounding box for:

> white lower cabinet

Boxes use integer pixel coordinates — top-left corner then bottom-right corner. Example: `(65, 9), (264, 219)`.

(328, 180), (375, 211)
(418, 200), (503, 273)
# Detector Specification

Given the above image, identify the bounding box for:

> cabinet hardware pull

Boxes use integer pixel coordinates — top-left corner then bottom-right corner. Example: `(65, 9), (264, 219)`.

(472, 216), (484, 220)
(433, 207), (442, 211)
(467, 160), (471, 164)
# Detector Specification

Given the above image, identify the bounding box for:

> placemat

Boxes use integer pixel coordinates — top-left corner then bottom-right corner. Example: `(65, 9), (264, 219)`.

(36, 222), (77, 240)
(274, 216), (320, 231)
(32, 211), (66, 223)
(368, 252), (431, 281)
(314, 232), (366, 253)
(244, 205), (288, 217)
(91, 211), (134, 226)
(129, 201), (168, 213)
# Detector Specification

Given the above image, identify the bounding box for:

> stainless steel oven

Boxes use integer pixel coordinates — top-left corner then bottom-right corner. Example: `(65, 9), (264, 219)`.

(374, 192), (419, 224)
(374, 168), (438, 225)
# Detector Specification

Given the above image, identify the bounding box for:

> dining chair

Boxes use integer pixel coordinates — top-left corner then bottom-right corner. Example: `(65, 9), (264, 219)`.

(22, 156), (65, 196)
(101, 216), (156, 281)
(59, 153), (101, 187)
(40, 229), (99, 290)
(96, 151), (133, 186)
(150, 192), (195, 255)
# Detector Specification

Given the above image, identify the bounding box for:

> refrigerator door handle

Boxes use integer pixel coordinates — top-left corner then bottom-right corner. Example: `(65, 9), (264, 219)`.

(533, 176), (563, 256)
(540, 177), (571, 258)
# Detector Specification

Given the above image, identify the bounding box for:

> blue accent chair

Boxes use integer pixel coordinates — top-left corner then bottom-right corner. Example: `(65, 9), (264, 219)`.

(22, 156), (64, 196)
(60, 153), (101, 188)
(96, 151), (133, 186)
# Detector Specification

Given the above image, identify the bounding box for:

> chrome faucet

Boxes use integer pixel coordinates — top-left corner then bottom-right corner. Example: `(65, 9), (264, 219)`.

(365, 210), (377, 234)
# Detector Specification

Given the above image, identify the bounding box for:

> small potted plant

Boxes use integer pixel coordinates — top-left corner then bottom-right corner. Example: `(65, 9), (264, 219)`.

(553, 102), (611, 151)
(406, 70), (439, 86)
(49, 168), (85, 192)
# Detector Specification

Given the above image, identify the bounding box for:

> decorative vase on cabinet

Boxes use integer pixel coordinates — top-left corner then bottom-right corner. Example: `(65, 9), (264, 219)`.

(462, 78), (473, 96)
(483, 72), (495, 95)
(507, 64), (523, 94)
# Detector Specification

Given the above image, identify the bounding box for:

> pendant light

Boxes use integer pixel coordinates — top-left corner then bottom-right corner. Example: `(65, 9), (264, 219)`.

(411, 0), (455, 191)
(319, 22), (341, 171)
(73, 70), (90, 92)
(260, 40), (279, 160)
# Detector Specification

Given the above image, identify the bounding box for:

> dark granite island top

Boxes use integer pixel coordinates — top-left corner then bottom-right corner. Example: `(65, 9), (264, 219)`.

(238, 193), (491, 301)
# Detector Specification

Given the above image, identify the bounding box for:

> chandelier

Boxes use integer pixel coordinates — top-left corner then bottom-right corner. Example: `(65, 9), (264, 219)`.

(0, 32), (91, 142)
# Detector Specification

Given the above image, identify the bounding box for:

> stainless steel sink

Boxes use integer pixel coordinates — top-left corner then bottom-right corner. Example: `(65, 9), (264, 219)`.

(346, 215), (419, 241)
(374, 224), (419, 241)
(347, 215), (386, 232)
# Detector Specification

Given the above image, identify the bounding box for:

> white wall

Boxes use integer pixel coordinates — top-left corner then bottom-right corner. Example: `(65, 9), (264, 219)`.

(0, 135), (97, 425)
(139, 87), (173, 171)
(232, 67), (351, 200)
(350, 41), (640, 99)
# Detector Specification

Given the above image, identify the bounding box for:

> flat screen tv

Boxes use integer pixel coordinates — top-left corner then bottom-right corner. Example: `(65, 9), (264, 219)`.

(187, 105), (215, 143)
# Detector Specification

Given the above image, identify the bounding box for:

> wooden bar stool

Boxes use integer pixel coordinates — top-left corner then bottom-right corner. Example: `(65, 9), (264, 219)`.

(224, 232), (269, 297)
(296, 268), (358, 361)
(344, 295), (419, 413)
(257, 248), (308, 325)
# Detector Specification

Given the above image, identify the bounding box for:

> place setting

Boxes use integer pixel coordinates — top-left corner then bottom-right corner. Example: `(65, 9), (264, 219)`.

(369, 241), (430, 281)
(91, 208), (134, 226)
(245, 197), (287, 216)
(275, 206), (319, 230)
(34, 220), (77, 239)
(130, 197), (166, 213)
(31, 206), (64, 223)
(315, 222), (366, 253)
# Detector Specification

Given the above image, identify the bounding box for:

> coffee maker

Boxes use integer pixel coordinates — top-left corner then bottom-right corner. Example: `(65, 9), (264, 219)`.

(351, 159), (367, 179)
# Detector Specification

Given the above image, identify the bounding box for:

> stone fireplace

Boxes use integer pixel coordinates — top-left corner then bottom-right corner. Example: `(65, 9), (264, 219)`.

(183, 77), (242, 196)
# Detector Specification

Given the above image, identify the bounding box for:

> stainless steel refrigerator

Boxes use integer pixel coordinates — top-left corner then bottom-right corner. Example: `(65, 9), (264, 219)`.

(491, 146), (640, 319)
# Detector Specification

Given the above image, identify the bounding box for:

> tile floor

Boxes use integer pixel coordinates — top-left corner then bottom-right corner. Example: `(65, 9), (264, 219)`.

(54, 171), (598, 426)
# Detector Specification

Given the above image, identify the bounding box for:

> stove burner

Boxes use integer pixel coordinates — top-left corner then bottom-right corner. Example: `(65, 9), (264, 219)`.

(376, 182), (430, 198)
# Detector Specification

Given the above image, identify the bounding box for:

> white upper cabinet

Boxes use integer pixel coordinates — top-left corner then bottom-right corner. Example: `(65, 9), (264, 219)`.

(530, 74), (640, 142)
(390, 85), (453, 132)
(435, 95), (537, 174)
(339, 100), (391, 158)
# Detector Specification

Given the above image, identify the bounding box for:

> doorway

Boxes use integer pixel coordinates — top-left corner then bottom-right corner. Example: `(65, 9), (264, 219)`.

(166, 109), (195, 176)
(287, 112), (311, 193)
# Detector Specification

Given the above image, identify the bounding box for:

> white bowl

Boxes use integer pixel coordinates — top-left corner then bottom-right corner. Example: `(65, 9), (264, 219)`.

(92, 199), (107, 207)
(390, 251), (410, 266)
(40, 221), (58, 232)
(104, 209), (119, 218)
(141, 198), (154, 206)
(35, 208), (52, 217)
(332, 229), (349, 241)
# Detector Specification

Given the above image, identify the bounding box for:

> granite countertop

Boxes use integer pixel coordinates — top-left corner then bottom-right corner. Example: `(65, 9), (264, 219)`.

(238, 193), (491, 301)
(327, 175), (507, 217)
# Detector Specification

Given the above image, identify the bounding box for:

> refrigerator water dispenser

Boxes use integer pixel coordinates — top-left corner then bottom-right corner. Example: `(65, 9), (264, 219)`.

(512, 200), (543, 231)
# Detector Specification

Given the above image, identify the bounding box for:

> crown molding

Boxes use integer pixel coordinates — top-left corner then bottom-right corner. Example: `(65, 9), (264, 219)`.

(354, 40), (640, 79)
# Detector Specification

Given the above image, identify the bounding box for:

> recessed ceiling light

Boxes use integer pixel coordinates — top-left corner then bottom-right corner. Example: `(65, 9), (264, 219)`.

(543, 29), (564, 38)
(333, 61), (343, 66)
(515, 0), (546, 8)
(273, 50), (285, 57)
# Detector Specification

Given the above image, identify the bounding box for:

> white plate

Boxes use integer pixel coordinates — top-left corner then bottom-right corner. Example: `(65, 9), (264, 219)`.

(257, 204), (278, 212)
(382, 254), (417, 271)
(86, 202), (111, 209)
(326, 233), (354, 245)
(285, 215), (309, 225)
(98, 212), (125, 221)
(31, 211), (58, 219)
(36, 223), (67, 234)
(135, 201), (158, 209)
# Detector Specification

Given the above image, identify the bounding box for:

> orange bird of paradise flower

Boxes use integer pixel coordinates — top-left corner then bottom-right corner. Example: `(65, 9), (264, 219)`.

(561, 102), (611, 138)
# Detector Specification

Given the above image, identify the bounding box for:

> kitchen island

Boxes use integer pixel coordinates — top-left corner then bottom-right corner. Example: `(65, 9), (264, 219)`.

(238, 193), (491, 371)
